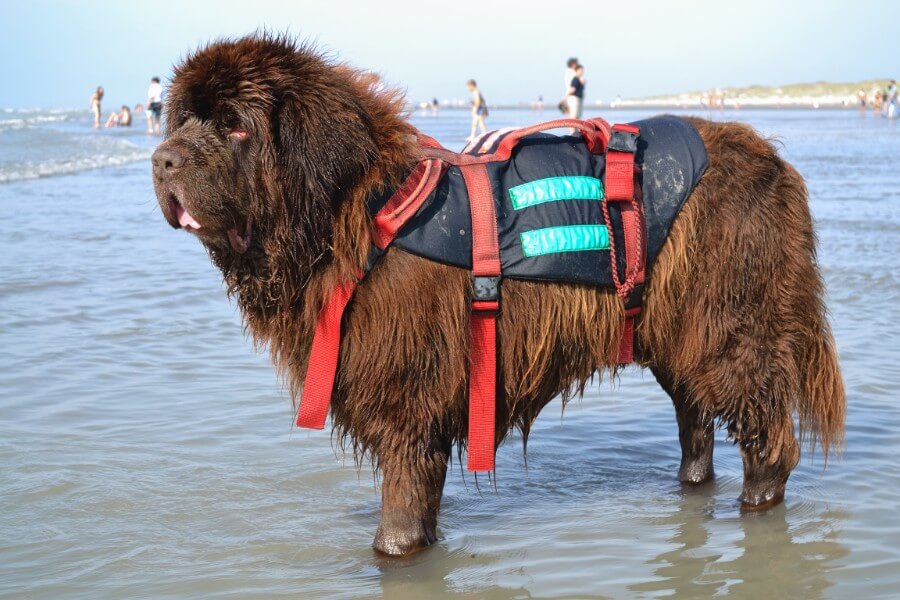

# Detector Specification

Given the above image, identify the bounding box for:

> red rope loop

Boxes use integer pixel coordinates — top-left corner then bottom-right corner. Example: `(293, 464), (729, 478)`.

(601, 175), (643, 301)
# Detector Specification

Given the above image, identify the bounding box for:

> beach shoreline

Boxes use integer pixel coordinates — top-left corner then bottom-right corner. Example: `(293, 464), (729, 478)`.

(427, 102), (866, 111)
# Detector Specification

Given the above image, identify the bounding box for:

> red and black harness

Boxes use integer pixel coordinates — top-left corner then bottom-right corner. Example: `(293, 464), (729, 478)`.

(294, 116), (657, 473)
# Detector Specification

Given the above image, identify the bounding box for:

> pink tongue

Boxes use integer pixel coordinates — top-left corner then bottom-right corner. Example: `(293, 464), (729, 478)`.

(175, 203), (202, 229)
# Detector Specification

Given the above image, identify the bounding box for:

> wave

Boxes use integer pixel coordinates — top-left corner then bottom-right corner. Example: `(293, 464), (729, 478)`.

(0, 108), (157, 184)
(0, 148), (153, 183)
(0, 108), (83, 132)
(0, 114), (74, 132)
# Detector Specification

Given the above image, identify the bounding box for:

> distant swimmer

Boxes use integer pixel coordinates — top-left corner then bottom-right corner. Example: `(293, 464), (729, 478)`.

(147, 77), (163, 135)
(90, 86), (104, 128)
(105, 105), (133, 127)
(466, 79), (488, 142)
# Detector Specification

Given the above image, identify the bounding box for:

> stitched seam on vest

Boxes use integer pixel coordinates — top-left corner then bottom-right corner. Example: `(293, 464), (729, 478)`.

(508, 176), (604, 210)
(519, 225), (610, 257)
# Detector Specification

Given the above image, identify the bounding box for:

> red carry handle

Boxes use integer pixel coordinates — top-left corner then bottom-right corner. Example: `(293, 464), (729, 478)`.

(420, 117), (612, 166)
(493, 117), (611, 157)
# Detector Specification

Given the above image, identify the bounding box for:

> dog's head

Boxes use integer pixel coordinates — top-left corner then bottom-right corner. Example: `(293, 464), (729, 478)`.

(152, 35), (381, 267)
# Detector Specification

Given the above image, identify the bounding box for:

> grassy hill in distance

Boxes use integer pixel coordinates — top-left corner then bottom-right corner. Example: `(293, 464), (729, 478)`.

(617, 79), (894, 109)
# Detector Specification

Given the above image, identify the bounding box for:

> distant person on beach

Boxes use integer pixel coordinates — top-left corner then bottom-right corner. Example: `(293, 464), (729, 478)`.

(466, 79), (488, 141)
(104, 105), (132, 127)
(134, 104), (144, 114)
(715, 87), (725, 110)
(881, 80), (898, 118)
(566, 64), (585, 120)
(147, 77), (163, 135)
(560, 57), (578, 115)
(872, 89), (884, 113)
(431, 97), (439, 116)
(564, 57), (578, 93)
(90, 86), (104, 128)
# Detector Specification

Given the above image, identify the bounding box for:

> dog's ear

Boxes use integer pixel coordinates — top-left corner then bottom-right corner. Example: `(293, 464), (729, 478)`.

(273, 84), (379, 222)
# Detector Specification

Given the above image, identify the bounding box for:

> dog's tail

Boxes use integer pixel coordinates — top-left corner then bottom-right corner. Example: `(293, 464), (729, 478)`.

(797, 317), (846, 462)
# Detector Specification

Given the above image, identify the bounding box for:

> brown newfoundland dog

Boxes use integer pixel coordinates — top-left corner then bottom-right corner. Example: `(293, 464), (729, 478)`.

(152, 34), (845, 556)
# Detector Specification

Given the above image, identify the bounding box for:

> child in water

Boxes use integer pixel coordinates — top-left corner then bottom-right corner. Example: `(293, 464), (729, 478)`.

(105, 105), (133, 127)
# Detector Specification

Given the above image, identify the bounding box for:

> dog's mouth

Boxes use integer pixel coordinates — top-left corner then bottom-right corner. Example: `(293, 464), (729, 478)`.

(168, 193), (253, 254)
(168, 194), (203, 231)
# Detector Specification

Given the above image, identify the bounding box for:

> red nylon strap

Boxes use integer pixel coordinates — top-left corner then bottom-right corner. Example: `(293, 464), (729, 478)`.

(605, 124), (644, 365)
(468, 301), (498, 472)
(371, 159), (443, 250)
(462, 164), (501, 276)
(605, 152), (635, 203)
(296, 154), (445, 430)
(296, 278), (358, 429)
(617, 307), (642, 365)
(460, 162), (501, 472)
(417, 132), (442, 149)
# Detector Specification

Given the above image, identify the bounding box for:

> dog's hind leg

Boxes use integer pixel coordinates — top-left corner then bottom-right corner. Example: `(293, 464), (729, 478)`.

(735, 410), (800, 511)
(653, 367), (715, 485)
(372, 426), (451, 557)
(642, 119), (843, 511)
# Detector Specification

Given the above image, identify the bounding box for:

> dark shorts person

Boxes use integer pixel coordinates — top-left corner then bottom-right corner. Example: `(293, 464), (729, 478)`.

(149, 102), (163, 118)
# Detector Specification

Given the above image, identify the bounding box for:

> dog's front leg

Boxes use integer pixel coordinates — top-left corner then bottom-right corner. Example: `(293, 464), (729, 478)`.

(372, 429), (451, 557)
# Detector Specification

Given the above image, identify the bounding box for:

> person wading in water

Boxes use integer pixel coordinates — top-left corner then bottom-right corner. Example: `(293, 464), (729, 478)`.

(466, 79), (488, 142)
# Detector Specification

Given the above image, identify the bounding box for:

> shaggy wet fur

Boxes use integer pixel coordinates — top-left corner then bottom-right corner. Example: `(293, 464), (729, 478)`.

(152, 34), (846, 557)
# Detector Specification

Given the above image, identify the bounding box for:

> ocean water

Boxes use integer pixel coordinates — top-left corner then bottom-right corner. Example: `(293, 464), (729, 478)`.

(0, 108), (155, 184)
(1, 106), (899, 599)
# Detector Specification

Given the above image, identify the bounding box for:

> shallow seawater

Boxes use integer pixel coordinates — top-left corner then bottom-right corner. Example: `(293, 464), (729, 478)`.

(1, 107), (899, 599)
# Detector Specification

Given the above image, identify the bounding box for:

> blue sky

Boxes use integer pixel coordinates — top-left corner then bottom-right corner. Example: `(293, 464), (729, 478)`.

(1, 0), (896, 108)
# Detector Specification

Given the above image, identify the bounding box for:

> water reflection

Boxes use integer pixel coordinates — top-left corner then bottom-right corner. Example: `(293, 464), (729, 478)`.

(630, 488), (849, 598)
(375, 543), (536, 599)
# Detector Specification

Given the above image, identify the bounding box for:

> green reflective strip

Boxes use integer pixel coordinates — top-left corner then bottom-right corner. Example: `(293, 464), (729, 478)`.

(508, 176), (604, 210)
(520, 225), (610, 257)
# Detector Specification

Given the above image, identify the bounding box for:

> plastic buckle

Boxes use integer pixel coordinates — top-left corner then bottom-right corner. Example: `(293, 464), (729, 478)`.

(472, 275), (500, 302)
(609, 128), (639, 154)
(472, 276), (501, 314)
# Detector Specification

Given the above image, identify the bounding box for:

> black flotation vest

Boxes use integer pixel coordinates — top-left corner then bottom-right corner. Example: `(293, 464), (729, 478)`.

(297, 115), (708, 472)
(371, 115), (707, 288)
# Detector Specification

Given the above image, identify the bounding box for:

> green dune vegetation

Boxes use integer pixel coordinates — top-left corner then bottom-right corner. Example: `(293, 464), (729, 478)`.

(618, 79), (893, 109)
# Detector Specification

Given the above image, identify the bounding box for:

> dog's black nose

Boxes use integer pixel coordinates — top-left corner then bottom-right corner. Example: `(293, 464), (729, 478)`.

(152, 146), (187, 175)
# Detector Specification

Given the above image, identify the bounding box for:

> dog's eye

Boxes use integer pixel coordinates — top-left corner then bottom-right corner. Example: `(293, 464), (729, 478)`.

(228, 129), (249, 141)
